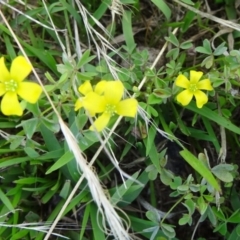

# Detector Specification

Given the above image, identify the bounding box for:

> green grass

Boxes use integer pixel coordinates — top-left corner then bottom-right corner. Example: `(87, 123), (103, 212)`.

(1, 0), (240, 239)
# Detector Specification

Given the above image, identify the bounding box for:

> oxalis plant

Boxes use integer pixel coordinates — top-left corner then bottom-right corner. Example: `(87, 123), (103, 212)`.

(1, 0), (240, 240)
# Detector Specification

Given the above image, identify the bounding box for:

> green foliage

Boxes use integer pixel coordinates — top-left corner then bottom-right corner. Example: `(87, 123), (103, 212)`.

(1, 0), (240, 239)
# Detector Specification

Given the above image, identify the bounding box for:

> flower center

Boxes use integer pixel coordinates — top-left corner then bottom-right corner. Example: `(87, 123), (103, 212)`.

(105, 104), (116, 116)
(189, 83), (198, 93)
(4, 79), (18, 92)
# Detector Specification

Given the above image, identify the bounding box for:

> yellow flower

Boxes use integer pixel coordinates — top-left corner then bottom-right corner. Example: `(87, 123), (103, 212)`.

(74, 80), (107, 116)
(175, 70), (213, 108)
(0, 56), (42, 116)
(81, 80), (138, 132)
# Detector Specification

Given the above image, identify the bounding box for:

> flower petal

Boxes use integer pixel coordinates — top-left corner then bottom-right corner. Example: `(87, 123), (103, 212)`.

(116, 99), (138, 117)
(10, 56), (32, 82)
(90, 112), (111, 132)
(1, 92), (23, 116)
(83, 92), (106, 113)
(104, 81), (124, 105)
(78, 81), (93, 95)
(194, 90), (208, 108)
(197, 79), (213, 90)
(94, 80), (107, 95)
(0, 57), (11, 82)
(17, 82), (42, 103)
(176, 89), (193, 106)
(0, 83), (6, 96)
(190, 70), (203, 83)
(175, 74), (190, 88)
(74, 98), (83, 111)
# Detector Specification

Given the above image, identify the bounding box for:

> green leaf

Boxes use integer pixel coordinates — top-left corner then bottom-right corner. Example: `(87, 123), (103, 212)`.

(129, 215), (167, 239)
(113, 170), (148, 207)
(76, 49), (96, 69)
(195, 46), (211, 55)
(40, 124), (61, 151)
(212, 206), (226, 221)
(177, 185), (189, 193)
(76, 72), (98, 81)
(228, 224), (240, 240)
(160, 169), (173, 186)
(228, 209), (240, 223)
(183, 199), (196, 215)
(147, 93), (163, 105)
(197, 196), (208, 215)
(80, 201), (91, 240)
(0, 188), (14, 211)
(38, 149), (64, 160)
(122, 11), (136, 51)
(41, 188), (58, 204)
(41, 117), (60, 133)
(146, 165), (158, 180)
(14, 177), (47, 184)
(146, 210), (160, 223)
(59, 180), (71, 199)
(186, 102), (240, 135)
(179, 149), (221, 192)
(161, 223), (176, 239)
(201, 55), (214, 69)
(21, 118), (39, 139)
(180, 41), (193, 49)
(75, 113), (88, 130)
(237, 225), (240, 236)
(207, 206), (217, 226)
(195, 39), (212, 54)
(144, 126), (157, 156)
(181, 2), (199, 32)
(165, 32), (179, 47)
(24, 147), (40, 158)
(151, 0), (171, 20)
(166, 48), (179, 60)
(11, 229), (29, 240)
(0, 157), (30, 168)
(211, 164), (234, 183)
(181, 0), (195, 4)
(178, 214), (191, 225)
(214, 222), (227, 235)
(153, 88), (172, 99)
(46, 151), (73, 174)
(111, 171), (140, 205)
(9, 136), (25, 150)
(203, 39), (212, 54)
(90, 203), (105, 240)
(170, 176), (182, 190)
(25, 211), (40, 222)
(213, 42), (228, 56)
(147, 105), (159, 117)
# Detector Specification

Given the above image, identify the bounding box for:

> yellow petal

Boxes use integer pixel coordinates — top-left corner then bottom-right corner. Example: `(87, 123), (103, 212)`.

(94, 80), (107, 95)
(175, 75), (190, 88)
(194, 90), (208, 108)
(74, 98), (83, 111)
(78, 81), (93, 95)
(0, 57), (11, 82)
(176, 89), (193, 106)
(17, 82), (42, 103)
(197, 79), (213, 91)
(116, 99), (138, 117)
(83, 92), (106, 113)
(1, 92), (23, 116)
(104, 81), (124, 105)
(190, 70), (203, 83)
(90, 112), (111, 132)
(10, 56), (32, 82)
(0, 83), (6, 96)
